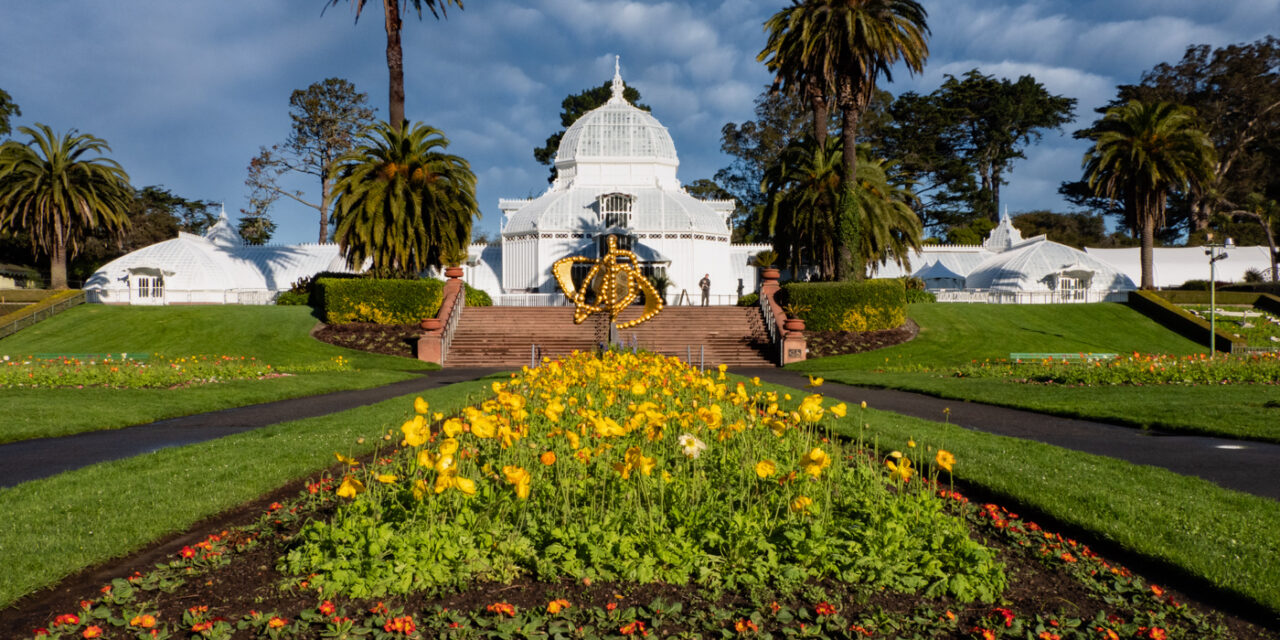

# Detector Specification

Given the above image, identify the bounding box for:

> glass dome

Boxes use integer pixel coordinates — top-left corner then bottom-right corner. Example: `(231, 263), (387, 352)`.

(554, 60), (677, 167)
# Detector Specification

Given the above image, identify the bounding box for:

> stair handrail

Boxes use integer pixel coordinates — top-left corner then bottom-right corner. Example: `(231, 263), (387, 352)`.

(0, 289), (86, 341)
(439, 288), (466, 365)
(758, 290), (779, 362)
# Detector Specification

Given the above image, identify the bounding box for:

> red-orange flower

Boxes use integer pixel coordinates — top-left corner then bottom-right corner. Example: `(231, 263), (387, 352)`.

(814, 602), (837, 616)
(973, 628), (996, 640)
(620, 620), (648, 636)
(192, 621), (213, 632)
(734, 618), (758, 633)
(130, 614), (157, 628)
(318, 601), (336, 616)
(53, 614), (80, 627)
(82, 626), (103, 639)
(1038, 632), (1061, 640)
(547, 599), (571, 614)
(268, 616), (287, 629)
(179, 546), (196, 559)
(992, 607), (1014, 627)
(384, 615), (416, 634)
(486, 602), (516, 617)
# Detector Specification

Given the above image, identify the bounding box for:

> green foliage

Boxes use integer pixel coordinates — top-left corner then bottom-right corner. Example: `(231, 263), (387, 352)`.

(0, 87), (19, 138)
(283, 352), (1005, 601)
(317, 277), (443, 324)
(0, 124), (133, 288)
(0, 353), (351, 389)
(274, 290), (309, 306)
(737, 293), (760, 307)
(331, 121), (478, 277)
(463, 282), (492, 307)
(780, 280), (907, 332)
(880, 70), (1076, 229)
(1127, 290), (1238, 352)
(904, 288), (936, 303)
(956, 352), (1280, 385)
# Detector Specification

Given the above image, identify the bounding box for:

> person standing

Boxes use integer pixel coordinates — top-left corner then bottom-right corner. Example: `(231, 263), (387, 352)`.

(699, 273), (711, 306)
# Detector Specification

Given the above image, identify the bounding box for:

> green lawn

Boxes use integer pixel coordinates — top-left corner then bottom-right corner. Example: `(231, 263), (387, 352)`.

(0, 377), (497, 609)
(0, 305), (435, 443)
(792, 303), (1280, 442)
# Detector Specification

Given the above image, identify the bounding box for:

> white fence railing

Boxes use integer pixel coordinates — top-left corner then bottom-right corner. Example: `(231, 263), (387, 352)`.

(932, 289), (1130, 304)
(496, 292), (744, 307)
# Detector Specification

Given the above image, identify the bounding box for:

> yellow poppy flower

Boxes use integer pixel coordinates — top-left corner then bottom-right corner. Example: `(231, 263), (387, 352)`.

(417, 449), (436, 469)
(414, 396), (429, 414)
(799, 447), (831, 477)
(935, 449), (956, 473)
(630, 382), (647, 396)
(860, 400), (867, 409)
(886, 457), (914, 482)
(807, 376), (823, 387)
(375, 474), (398, 484)
(438, 438), (459, 457)
(830, 403), (847, 418)
(908, 439), (916, 448)
(442, 418), (464, 438)
(470, 415), (496, 439)
(790, 495), (813, 513)
(400, 416), (427, 447)
(334, 452), (359, 467)
(336, 476), (365, 498)
(755, 460), (776, 478)
(454, 476), (477, 496)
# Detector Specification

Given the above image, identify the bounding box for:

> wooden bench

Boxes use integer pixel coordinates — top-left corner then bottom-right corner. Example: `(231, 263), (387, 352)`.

(1009, 352), (1118, 363)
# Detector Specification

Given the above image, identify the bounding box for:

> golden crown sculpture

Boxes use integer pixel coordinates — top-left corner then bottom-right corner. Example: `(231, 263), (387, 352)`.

(552, 235), (664, 329)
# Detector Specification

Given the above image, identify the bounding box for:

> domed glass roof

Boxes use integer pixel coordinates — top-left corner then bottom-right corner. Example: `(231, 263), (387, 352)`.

(555, 60), (677, 166)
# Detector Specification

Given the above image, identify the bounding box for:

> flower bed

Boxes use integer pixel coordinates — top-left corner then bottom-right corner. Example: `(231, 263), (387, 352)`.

(953, 352), (1280, 386)
(4, 351), (1267, 639)
(0, 354), (350, 389)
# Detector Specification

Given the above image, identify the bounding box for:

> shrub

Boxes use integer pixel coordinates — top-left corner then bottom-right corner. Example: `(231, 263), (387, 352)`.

(317, 278), (443, 325)
(274, 290), (310, 306)
(779, 279), (907, 332)
(737, 293), (759, 307)
(463, 283), (492, 307)
(905, 289), (937, 303)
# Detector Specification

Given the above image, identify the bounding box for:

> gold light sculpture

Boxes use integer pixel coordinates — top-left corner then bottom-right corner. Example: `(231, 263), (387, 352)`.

(553, 235), (664, 329)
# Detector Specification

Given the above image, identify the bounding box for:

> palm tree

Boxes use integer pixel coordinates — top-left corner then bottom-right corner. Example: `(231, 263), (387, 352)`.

(762, 136), (920, 279)
(0, 124), (132, 289)
(1082, 100), (1216, 290)
(326, 0), (463, 127)
(759, 0), (929, 279)
(330, 121), (478, 277)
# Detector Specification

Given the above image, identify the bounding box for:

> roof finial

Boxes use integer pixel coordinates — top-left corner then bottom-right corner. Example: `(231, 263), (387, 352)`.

(610, 55), (625, 103)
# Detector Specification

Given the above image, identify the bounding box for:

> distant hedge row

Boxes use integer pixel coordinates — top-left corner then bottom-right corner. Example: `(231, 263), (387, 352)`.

(780, 279), (907, 332)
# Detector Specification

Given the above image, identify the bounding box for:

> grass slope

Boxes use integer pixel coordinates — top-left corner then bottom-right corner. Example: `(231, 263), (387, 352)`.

(793, 303), (1280, 442)
(0, 377), (496, 609)
(0, 306), (435, 443)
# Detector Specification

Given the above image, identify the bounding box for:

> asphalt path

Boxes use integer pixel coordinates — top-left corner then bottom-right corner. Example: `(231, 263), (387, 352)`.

(0, 367), (505, 488)
(737, 368), (1280, 501)
(4, 365), (1278, 501)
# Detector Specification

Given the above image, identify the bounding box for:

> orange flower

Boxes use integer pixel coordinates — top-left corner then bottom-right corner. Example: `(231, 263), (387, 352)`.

(734, 618), (759, 633)
(486, 602), (516, 617)
(268, 616), (287, 629)
(384, 616), (416, 634)
(318, 601), (336, 616)
(129, 614), (157, 628)
(547, 598), (571, 614)
(540, 451), (557, 466)
(973, 628), (996, 640)
(620, 620), (648, 636)
(82, 627), (103, 639)
(1038, 632), (1061, 640)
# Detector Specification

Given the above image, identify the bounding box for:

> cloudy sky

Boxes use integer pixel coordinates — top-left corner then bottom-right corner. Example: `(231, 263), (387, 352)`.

(2, 1), (1276, 244)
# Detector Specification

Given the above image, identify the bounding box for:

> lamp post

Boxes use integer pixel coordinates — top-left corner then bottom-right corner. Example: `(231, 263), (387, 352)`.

(1204, 234), (1234, 357)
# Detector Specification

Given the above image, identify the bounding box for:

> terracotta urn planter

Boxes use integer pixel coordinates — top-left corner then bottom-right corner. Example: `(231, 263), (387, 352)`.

(444, 266), (464, 279)
(761, 267), (780, 281)
(420, 318), (443, 331)
(783, 317), (805, 332)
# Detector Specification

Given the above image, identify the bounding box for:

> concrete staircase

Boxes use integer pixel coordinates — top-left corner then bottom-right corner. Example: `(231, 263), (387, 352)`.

(443, 305), (775, 368)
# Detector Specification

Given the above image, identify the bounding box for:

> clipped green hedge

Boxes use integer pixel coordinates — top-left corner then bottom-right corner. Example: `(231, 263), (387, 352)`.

(274, 290), (309, 306)
(905, 289), (937, 304)
(1152, 290), (1262, 306)
(316, 278), (443, 325)
(780, 279), (907, 332)
(464, 283), (493, 307)
(1127, 290), (1235, 353)
(737, 293), (760, 307)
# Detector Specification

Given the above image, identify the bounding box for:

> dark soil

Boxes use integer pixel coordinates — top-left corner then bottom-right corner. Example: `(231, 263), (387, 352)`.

(312, 322), (421, 358)
(2, 460), (1276, 640)
(805, 320), (920, 358)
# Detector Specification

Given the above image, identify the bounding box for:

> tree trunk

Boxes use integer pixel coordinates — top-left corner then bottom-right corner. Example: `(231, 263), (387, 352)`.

(838, 78), (863, 281)
(319, 175), (332, 244)
(383, 0), (406, 128)
(807, 81), (828, 148)
(50, 235), (69, 290)
(1139, 207), (1156, 291)
(990, 167), (1001, 220)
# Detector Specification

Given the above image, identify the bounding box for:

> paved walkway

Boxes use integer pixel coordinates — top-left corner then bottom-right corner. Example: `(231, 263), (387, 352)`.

(5, 365), (1278, 501)
(736, 368), (1280, 501)
(0, 368), (504, 488)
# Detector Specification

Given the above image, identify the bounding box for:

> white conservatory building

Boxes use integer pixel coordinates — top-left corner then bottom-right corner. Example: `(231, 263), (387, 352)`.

(458, 61), (770, 305)
(84, 210), (351, 305)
